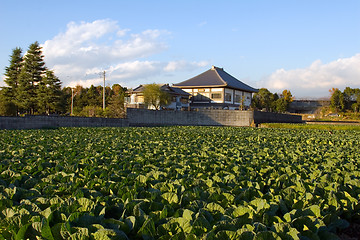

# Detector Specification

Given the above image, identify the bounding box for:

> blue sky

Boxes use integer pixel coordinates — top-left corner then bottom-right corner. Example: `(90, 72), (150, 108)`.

(1, 0), (359, 98)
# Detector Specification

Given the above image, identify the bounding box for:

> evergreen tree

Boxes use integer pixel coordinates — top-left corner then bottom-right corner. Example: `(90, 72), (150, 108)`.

(87, 85), (102, 106)
(16, 69), (34, 114)
(37, 70), (62, 114)
(106, 84), (126, 118)
(60, 87), (72, 114)
(72, 85), (86, 114)
(0, 89), (17, 116)
(16, 42), (46, 114)
(2, 47), (23, 115)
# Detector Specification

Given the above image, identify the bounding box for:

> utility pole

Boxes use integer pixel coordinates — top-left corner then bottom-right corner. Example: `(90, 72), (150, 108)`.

(71, 88), (74, 116)
(71, 87), (78, 115)
(102, 70), (106, 110)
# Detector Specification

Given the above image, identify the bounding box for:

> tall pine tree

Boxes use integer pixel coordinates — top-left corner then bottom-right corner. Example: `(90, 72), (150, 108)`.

(16, 41), (46, 114)
(37, 70), (63, 114)
(2, 47), (23, 115)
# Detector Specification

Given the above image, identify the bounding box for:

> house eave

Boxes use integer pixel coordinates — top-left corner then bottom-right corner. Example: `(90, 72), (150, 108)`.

(175, 84), (258, 93)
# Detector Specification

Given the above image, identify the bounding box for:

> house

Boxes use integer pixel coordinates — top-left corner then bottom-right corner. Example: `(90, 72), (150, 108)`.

(126, 84), (191, 110)
(173, 66), (258, 110)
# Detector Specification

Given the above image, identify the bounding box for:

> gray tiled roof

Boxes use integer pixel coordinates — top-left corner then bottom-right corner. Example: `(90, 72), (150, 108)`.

(130, 84), (190, 96)
(174, 66), (258, 93)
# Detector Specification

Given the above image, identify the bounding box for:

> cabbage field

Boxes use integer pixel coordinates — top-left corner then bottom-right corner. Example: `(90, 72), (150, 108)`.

(0, 126), (359, 239)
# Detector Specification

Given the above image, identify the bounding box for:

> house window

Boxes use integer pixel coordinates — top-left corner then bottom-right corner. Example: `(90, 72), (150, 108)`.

(225, 93), (232, 102)
(211, 93), (222, 99)
(193, 93), (210, 101)
(235, 94), (241, 103)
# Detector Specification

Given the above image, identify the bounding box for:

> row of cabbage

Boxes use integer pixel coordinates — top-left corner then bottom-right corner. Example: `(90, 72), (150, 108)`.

(0, 126), (359, 239)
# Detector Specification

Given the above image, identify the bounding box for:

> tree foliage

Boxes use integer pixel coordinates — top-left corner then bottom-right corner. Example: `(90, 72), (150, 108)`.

(106, 84), (126, 118)
(16, 42), (46, 114)
(252, 88), (275, 111)
(1, 43), (129, 117)
(275, 90), (293, 113)
(0, 91), (17, 116)
(329, 87), (360, 112)
(64, 84), (127, 117)
(252, 88), (293, 113)
(2, 48), (23, 115)
(143, 84), (170, 110)
(36, 70), (63, 114)
(3, 48), (23, 97)
(1, 42), (64, 115)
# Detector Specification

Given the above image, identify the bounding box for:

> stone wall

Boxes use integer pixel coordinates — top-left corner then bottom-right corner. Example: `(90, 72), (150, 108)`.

(0, 115), (129, 130)
(127, 109), (302, 127)
(0, 109), (302, 130)
(127, 108), (254, 127)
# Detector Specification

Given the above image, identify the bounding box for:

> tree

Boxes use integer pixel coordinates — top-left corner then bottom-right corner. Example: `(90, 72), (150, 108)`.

(354, 88), (360, 112)
(87, 85), (102, 106)
(143, 84), (170, 110)
(36, 70), (63, 114)
(106, 90), (126, 118)
(16, 69), (35, 114)
(252, 88), (275, 111)
(2, 47), (23, 115)
(71, 85), (85, 115)
(79, 106), (104, 117)
(0, 90), (17, 116)
(105, 84), (127, 118)
(3, 48), (23, 95)
(330, 88), (345, 112)
(275, 90), (293, 113)
(16, 42), (46, 114)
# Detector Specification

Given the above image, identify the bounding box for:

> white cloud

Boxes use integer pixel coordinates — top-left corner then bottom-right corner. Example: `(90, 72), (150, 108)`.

(43, 20), (168, 68)
(164, 60), (208, 72)
(60, 60), (164, 88)
(198, 21), (207, 27)
(41, 19), (206, 88)
(259, 54), (360, 98)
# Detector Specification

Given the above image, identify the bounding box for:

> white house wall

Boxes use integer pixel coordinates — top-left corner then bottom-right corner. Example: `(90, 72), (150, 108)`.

(179, 87), (253, 107)
(210, 88), (223, 103)
(129, 93), (189, 110)
(130, 94), (137, 104)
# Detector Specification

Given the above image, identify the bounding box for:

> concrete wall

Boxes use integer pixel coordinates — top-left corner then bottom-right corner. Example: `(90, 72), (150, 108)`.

(0, 115), (129, 130)
(253, 111), (303, 124)
(127, 108), (254, 127)
(127, 108), (302, 127)
(0, 109), (302, 130)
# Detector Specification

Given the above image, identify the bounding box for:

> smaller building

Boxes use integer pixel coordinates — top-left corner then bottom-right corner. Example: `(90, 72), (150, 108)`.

(174, 66), (258, 110)
(126, 84), (190, 110)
